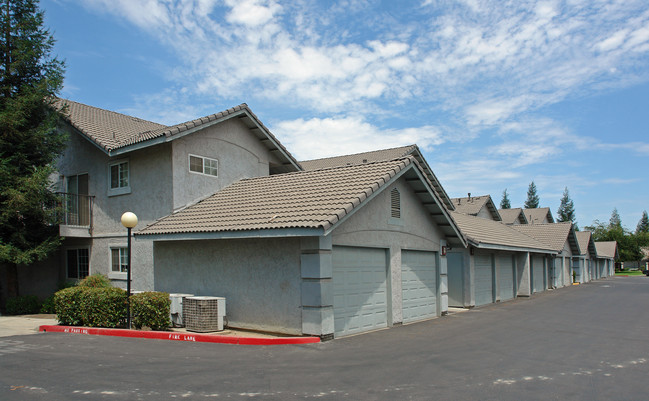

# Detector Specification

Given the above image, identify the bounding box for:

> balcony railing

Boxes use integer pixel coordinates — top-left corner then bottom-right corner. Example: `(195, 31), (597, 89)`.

(57, 192), (94, 228)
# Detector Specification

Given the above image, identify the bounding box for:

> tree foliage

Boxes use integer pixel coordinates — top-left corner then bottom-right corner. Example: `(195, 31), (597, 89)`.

(609, 207), (622, 230)
(500, 188), (511, 209)
(0, 0), (66, 300)
(636, 210), (649, 235)
(585, 208), (649, 262)
(557, 187), (577, 229)
(524, 181), (540, 209)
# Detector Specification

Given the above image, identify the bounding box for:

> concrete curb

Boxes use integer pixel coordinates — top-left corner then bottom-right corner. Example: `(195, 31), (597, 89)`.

(39, 325), (320, 345)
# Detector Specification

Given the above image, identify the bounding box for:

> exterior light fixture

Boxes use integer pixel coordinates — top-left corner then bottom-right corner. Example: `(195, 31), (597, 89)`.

(121, 212), (138, 329)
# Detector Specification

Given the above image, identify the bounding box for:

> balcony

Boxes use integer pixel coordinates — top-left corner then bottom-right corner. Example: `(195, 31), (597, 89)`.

(58, 193), (94, 237)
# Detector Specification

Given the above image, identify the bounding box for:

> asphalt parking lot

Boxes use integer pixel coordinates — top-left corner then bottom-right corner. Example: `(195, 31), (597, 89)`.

(1, 276), (647, 400)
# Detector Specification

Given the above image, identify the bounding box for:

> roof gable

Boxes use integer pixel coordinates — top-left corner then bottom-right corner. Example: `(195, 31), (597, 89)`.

(512, 222), (580, 254)
(498, 208), (528, 225)
(299, 144), (455, 211)
(595, 241), (618, 259)
(524, 207), (555, 224)
(137, 157), (466, 246)
(56, 99), (301, 173)
(575, 231), (598, 258)
(451, 195), (502, 221)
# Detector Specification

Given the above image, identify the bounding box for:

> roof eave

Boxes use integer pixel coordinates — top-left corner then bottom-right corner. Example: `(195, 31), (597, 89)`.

(136, 227), (324, 241)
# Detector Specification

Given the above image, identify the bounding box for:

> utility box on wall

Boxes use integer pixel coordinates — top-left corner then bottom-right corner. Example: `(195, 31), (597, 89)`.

(183, 296), (226, 332)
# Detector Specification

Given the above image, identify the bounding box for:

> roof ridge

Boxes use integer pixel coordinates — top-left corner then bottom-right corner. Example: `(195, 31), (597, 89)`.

(291, 155), (414, 175)
(299, 144), (417, 164)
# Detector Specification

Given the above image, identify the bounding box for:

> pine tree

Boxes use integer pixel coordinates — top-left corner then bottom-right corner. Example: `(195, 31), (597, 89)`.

(500, 189), (511, 209)
(557, 187), (576, 227)
(524, 181), (540, 209)
(609, 208), (622, 229)
(636, 211), (649, 234)
(0, 0), (66, 305)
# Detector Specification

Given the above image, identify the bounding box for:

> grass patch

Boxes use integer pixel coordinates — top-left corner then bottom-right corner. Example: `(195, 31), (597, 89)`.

(616, 271), (646, 276)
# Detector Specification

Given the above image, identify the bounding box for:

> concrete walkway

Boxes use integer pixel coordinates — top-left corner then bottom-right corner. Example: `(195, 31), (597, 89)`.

(0, 314), (58, 338)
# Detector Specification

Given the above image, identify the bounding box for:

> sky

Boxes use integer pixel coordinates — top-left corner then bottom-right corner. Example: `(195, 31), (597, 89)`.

(42, 0), (649, 231)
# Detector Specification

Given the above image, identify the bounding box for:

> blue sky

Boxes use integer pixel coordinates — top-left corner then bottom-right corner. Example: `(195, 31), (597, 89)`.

(43, 0), (649, 231)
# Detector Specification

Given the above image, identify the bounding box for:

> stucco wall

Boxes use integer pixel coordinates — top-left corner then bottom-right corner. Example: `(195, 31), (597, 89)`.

(171, 118), (285, 209)
(476, 207), (494, 221)
(153, 238), (302, 335)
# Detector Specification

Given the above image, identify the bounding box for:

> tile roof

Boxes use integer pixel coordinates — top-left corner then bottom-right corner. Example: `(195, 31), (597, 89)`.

(138, 157), (424, 235)
(524, 207), (555, 224)
(300, 144), (455, 211)
(575, 231), (597, 257)
(595, 241), (618, 259)
(512, 222), (579, 254)
(498, 208), (528, 225)
(451, 195), (501, 221)
(299, 145), (417, 170)
(450, 212), (555, 252)
(55, 99), (300, 171)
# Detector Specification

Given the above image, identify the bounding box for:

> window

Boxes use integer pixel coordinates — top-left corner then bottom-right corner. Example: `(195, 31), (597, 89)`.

(390, 188), (401, 218)
(67, 248), (89, 279)
(189, 154), (218, 177)
(108, 160), (130, 195)
(111, 248), (128, 273)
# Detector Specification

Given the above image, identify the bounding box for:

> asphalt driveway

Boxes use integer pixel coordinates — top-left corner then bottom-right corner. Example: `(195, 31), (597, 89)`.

(1, 276), (647, 400)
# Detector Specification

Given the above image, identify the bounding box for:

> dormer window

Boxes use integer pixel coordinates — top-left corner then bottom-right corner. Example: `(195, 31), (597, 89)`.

(189, 154), (218, 177)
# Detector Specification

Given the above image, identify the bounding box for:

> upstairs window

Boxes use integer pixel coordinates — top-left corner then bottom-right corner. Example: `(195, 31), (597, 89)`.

(189, 154), (218, 177)
(390, 188), (401, 219)
(109, 160), (130, 196)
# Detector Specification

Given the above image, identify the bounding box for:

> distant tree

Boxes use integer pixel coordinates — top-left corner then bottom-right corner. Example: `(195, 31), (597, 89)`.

(585, 219), (641, 262)
(524, 181), (540, 209)
(557, 187), (577, 229)
(609, 207), (622, 230)
(500, 189), (511, 209)
(0, 0), (66, 306)
(636, 211), (649, 234)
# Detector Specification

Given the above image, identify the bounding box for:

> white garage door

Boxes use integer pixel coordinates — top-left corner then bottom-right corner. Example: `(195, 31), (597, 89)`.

(401, 250), (437, 323)
(498, 254), (515, 301)
(475, 253), (494, 306)
(333, 246), (388, 337)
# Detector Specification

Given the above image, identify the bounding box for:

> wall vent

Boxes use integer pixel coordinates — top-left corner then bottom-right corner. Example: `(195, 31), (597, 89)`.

(391, 188), (401, 218)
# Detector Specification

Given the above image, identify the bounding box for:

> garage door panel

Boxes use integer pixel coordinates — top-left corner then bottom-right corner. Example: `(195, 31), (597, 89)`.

(402, 250), (437, 323)
(333, 246), (388, 337)
(532, 255), (545, 293)
(475, 253), (494, 306)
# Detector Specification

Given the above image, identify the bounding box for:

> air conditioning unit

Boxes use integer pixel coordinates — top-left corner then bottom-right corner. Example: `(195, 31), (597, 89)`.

(183, 296), (226, 333)
(169, 293), (194, 327)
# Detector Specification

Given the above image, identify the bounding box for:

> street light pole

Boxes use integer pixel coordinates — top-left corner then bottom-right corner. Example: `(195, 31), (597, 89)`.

(121, 212), (138, 330)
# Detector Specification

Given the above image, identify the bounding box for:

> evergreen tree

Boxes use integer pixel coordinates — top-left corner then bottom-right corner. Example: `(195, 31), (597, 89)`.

(636, 210), (649, 234)
(609, 208), (622, 230)
(0, 0), (66, 305)
(557, 187), (576, 228)
(500, 188), (511, 209)
(524, 181), (540, 209)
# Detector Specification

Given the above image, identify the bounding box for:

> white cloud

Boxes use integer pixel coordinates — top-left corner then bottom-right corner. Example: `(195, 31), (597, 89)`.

(272, 116), (444, 160)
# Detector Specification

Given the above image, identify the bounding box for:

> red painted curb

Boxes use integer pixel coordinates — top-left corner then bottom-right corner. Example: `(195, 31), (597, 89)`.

(38, 325), (320, 345)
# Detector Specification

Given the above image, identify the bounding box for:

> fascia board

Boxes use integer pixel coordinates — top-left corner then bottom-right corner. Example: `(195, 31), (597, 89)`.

(136, 227), (323, 242)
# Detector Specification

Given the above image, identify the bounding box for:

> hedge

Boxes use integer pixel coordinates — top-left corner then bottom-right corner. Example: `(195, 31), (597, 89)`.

(54, 287), (171, 330)
(131, 292), (171, 331)
(5, 295), (41, 315)
(54, 287), (127, 328)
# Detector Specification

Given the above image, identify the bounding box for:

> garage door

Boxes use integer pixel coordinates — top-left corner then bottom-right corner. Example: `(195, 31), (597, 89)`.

(333, 246), (388, 337)
(498, 254), (515, 301)
(401, 250), (437, 323)
(532, 255), (545, 293)
(475, 253), (494, 306)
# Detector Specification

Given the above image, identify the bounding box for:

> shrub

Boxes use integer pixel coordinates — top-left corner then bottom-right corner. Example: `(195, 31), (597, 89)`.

(5, 295), (41, 315)
(40, 295), (56, 314)
(77, 273), (112, 288)
(131, 292), (171, 331)
(54, 286), (127, 328)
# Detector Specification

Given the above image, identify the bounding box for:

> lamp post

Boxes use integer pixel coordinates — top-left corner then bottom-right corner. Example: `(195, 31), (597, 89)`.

(121, 212), (138, 330)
